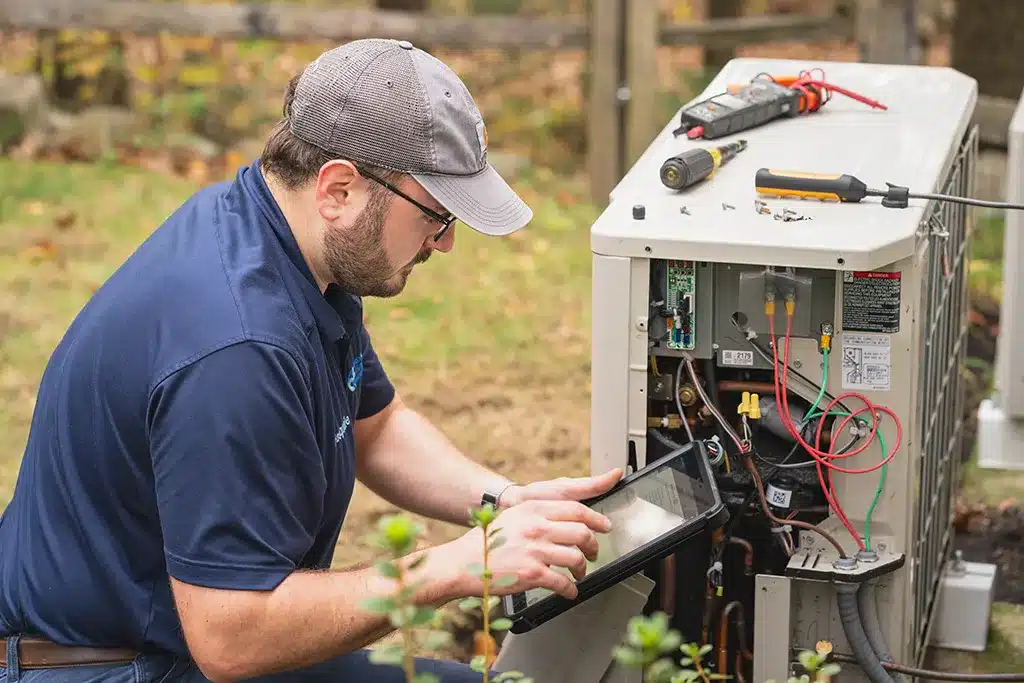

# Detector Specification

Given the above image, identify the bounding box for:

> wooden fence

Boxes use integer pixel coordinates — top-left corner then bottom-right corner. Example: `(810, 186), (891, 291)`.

(0, 0), (1014, 202)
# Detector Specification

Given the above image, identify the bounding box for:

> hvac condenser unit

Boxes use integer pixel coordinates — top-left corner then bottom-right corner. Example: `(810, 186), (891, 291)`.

(590, 59), (983, 683)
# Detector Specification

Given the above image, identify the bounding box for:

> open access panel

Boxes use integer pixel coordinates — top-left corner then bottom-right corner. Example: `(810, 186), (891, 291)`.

(586, 58), (983, 683)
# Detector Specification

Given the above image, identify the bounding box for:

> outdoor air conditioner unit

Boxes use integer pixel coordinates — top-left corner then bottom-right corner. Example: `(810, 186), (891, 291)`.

(587, 58), (991, 683)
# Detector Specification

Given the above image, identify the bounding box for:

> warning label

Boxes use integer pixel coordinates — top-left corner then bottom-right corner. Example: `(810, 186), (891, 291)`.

(842, 271), (901, 333)
(841, 332), (891, 392)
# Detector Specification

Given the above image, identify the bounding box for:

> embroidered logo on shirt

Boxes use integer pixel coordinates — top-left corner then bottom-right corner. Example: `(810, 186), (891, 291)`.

(334, 415), (351, 444)
(347, 353), (363, 392)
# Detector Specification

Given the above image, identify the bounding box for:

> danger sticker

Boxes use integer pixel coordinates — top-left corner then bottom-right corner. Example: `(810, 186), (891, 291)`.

(842, 271), (901, 334)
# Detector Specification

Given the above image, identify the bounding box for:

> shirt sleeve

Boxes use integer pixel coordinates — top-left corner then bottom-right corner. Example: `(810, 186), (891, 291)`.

(147, 340), (325, 591)
(355, 325), (395, 420)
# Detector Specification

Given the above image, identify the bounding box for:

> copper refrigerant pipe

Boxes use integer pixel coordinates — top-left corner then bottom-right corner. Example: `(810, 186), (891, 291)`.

(717, 600), (754, 675)
(728, 537), (754, 574)
(717, 380), (777, 394)
(660, 554), (677, 616)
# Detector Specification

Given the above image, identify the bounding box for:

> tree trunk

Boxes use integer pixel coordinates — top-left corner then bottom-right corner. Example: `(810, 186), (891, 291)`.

(951, 0), (1024, 100)
(705, 0), (744, 72)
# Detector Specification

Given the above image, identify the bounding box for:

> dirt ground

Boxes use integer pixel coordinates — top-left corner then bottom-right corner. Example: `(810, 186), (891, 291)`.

(955, 505), (1024, 604)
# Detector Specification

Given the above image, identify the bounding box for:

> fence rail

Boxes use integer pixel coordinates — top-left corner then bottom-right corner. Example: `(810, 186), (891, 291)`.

(0, 0), (1011, 203)
(0, 0), (854, 52)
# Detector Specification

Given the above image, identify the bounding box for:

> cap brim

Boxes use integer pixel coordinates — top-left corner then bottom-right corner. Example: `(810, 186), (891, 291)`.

(412, 163), (532, 237)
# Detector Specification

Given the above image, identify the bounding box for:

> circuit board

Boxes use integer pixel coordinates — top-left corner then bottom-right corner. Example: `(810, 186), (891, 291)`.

(666, 260), (696, 350)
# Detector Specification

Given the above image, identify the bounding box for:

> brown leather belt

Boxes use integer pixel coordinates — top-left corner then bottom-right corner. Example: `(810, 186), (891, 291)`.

(0, 636), (138, 669)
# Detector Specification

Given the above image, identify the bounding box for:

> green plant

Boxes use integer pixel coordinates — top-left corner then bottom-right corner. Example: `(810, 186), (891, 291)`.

(362, 514), (453, 683)
(362, 506), (533, 683)
(614, 613), (840, 683)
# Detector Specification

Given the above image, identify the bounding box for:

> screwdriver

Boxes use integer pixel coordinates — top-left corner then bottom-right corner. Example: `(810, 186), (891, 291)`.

(753, 168), (883, 202)
(754, 168), (1024, 211)
(660, 140), (748, 191)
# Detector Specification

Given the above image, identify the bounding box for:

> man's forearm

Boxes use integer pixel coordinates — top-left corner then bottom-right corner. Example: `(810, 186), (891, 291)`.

(356, 404), (513, 526)
(174, 543), (467, 683)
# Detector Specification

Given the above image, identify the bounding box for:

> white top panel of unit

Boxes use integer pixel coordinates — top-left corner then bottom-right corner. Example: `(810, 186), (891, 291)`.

(591, 58), (978, 271)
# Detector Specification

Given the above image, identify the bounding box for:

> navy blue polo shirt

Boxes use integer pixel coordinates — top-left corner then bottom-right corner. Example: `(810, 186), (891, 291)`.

(0, 161), (395, 656)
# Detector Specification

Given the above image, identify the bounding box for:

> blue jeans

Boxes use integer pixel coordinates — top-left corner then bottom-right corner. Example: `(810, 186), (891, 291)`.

(1, 635), (485, 683)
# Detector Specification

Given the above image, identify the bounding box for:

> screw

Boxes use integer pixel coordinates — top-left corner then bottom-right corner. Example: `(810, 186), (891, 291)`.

(722, 202), (735, 211)
(680, 206), (691, 216)
(876, 542), (887, 553)
(754, 200), (770, 215)
(793, 360), (803, 369)
(633, 204), (646, 220)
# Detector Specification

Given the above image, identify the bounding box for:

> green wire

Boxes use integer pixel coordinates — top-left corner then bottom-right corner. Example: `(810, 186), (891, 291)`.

(778, 347), (888, 551)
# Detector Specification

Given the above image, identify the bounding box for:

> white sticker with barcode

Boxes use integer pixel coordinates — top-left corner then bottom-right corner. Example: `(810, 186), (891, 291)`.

(765, 484), (793, 508)
(721, 349), (754, 367)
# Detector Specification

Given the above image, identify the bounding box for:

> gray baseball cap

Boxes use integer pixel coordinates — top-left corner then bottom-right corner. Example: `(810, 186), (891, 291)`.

(288, 38), (532, 236)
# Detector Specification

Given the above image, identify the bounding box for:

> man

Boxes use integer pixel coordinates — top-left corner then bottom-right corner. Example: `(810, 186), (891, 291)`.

(0, 38), (622, 683)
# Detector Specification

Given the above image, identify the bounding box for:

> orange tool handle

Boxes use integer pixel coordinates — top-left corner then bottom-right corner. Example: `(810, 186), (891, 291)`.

(754, 168), (869, 203)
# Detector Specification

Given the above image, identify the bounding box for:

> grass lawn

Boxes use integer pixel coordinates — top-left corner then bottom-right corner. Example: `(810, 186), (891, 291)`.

(0, 157), (1021, 673)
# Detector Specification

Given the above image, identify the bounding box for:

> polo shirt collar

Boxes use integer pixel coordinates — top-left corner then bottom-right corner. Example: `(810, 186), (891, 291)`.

(239, 160), (351, 344)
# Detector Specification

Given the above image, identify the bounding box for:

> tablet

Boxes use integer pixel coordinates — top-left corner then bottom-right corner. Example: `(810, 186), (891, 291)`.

(502, 440), (728, 634)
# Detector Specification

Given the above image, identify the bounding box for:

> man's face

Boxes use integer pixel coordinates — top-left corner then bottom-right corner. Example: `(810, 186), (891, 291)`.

(316, 165), (455, 298)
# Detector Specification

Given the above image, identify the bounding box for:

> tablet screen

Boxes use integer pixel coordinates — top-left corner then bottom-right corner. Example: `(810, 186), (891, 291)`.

(521, 456), (710, 607)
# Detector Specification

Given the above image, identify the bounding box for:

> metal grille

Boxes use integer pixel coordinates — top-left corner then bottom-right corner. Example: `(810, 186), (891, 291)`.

(911, 124), (979, 660)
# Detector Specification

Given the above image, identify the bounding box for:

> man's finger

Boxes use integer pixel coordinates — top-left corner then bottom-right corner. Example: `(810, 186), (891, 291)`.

(535, 567), (578, 600)
(556, 468), (624, 500)
(539, 521), (601, 561)
(529, 499), (612, 532)
(532, 543), (588, 582)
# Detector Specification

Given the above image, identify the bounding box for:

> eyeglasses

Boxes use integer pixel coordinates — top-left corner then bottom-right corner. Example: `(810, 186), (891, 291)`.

(359, 168), (457, 242)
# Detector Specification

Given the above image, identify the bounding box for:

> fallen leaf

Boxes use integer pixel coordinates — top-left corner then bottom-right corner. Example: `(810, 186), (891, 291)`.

(473, 631), (497, 667)
(54, 210), (77, 231)
(25, 201), (44, 216)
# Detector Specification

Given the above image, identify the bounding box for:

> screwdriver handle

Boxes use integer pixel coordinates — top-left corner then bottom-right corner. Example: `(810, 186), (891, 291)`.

(754, 168), (869, 203)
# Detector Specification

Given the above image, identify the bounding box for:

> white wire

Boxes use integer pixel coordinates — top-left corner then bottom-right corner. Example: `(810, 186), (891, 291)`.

(673, 357), (695, 442)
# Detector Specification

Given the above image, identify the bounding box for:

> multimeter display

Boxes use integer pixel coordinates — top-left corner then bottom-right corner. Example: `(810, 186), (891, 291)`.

(678, 80), (801, 140)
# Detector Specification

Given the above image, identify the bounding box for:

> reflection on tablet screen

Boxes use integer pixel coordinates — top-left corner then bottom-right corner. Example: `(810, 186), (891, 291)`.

(523, 465), (690, 606)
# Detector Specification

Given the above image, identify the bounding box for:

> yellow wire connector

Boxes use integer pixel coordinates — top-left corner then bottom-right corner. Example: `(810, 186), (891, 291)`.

(738, 391), (752, 416)
(749, 393), (761, 419)
(819, 322), (834, 353)
(784, 292), (796, 317)
(764, 290), (776, 317)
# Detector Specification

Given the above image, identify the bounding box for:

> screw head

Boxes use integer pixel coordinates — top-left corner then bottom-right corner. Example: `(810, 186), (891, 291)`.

(633, 204), (646, 220)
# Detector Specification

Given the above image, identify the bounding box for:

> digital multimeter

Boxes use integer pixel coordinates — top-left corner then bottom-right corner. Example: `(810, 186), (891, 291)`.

(673, 79), (803, 140)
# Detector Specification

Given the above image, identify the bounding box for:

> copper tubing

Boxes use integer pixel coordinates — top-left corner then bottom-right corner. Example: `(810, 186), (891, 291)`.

(718, 380), (777, 394)
(716, 601), (755, 683)
(728, 537), (754, 574)
(660, 554), (676, 616)
(700, 580), (714, 645)
(743, 456), (849, 558)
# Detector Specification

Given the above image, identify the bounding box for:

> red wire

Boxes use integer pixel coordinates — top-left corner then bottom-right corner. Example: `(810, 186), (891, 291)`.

(767, 314), (864, 549)
(766, 311), (905, 551)
(786, 68), (887, 112)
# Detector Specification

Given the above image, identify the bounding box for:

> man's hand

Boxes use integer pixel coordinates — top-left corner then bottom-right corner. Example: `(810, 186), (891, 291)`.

(441, 499), (613, 600)
(499, 468), (624, 509)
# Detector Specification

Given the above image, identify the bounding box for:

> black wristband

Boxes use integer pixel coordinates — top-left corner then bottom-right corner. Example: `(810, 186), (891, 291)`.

(481, 483), (515, 508)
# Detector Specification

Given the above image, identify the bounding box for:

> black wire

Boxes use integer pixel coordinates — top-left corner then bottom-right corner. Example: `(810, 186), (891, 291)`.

(908, 192), (1024, 211)
(830, 653), (1024, 682)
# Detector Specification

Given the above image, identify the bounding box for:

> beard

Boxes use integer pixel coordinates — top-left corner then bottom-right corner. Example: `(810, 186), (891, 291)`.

(321, 188), (431, 298)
